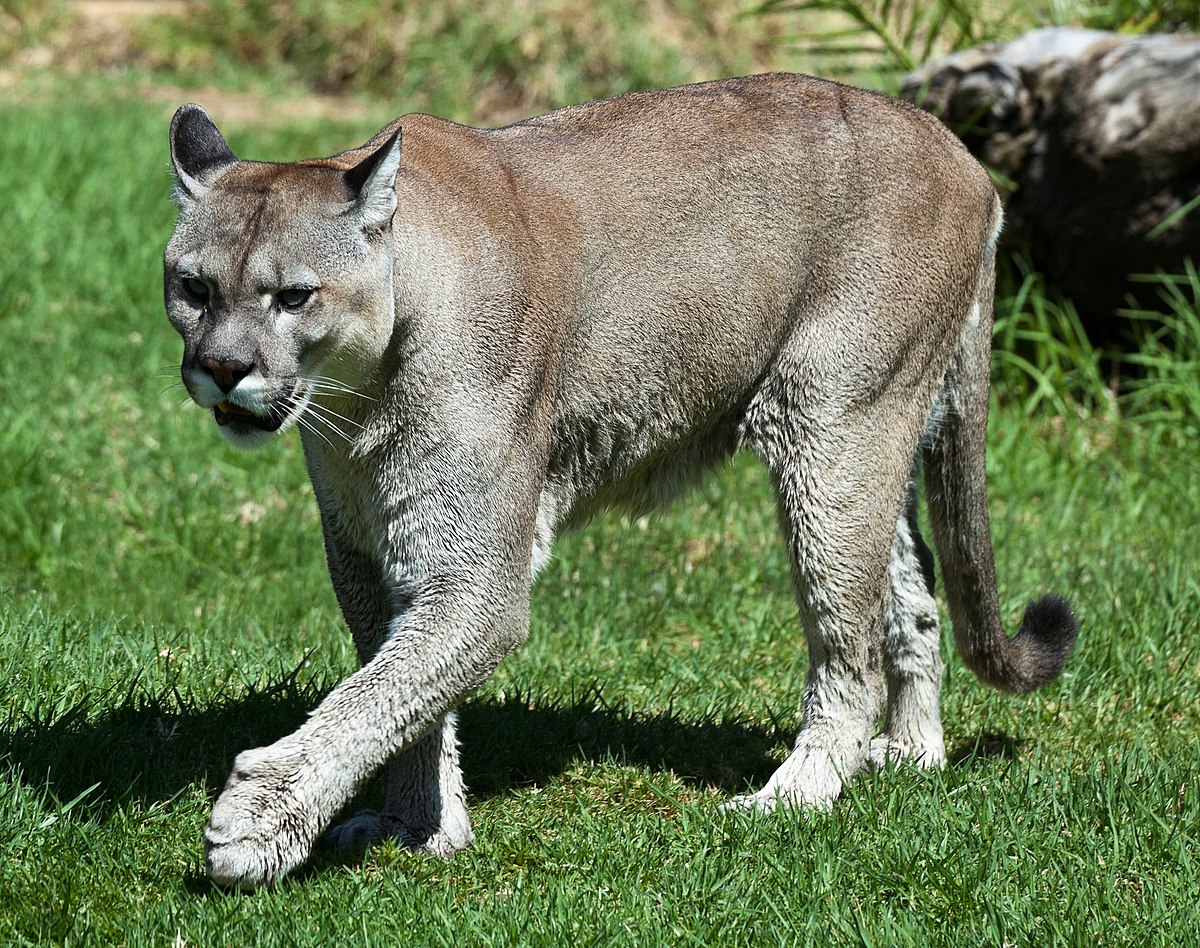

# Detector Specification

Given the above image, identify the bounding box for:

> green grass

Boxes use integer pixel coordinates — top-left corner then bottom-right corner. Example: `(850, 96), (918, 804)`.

(2, 94), (1199, 944)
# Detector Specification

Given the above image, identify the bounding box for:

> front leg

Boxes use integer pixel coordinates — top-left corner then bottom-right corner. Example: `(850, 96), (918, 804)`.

(202, 396), (548, 890)
(201, 357), (551, 889)
(320, 542), (474, 857)
(204, 580), (526, 889)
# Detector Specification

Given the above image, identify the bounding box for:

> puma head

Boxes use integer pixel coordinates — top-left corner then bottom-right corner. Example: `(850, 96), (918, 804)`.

(163, 104), (402, 448)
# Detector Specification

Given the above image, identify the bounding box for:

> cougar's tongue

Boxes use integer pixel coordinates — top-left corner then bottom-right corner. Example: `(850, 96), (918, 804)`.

(213, 400), (286, 432)
(216, 401), (255, 424)
(220, 400), (254, 416)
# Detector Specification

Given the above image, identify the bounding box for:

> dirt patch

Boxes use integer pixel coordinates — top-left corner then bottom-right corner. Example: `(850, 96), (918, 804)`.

(4, 0), (386, 126)
(73, 0), (190, 21)
(134, 82), (382, 128)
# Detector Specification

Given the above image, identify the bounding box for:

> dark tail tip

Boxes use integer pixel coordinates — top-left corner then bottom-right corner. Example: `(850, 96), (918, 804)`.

(1010, 593), (1079, 693)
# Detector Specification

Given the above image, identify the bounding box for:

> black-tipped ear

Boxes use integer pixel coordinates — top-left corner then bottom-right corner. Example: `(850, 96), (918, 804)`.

(343, 127), (402, 230)
(170, 104), (237, 202)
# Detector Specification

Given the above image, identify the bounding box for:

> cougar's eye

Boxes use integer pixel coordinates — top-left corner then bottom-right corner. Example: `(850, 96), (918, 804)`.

(180, 276), (210, 305)
(277, 287), (315, 310)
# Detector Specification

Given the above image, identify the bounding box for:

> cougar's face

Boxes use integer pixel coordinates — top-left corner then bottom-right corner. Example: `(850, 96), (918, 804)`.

(164, 105), (402, 449)
(165, 169), (392, 448)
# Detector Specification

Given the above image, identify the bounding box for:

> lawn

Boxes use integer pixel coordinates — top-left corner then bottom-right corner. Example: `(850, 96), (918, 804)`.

(0, 83), (1198, 946)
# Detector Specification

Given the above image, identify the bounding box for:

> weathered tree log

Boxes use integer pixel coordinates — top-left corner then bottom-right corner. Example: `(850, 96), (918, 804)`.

(903, 28), (1200, 336)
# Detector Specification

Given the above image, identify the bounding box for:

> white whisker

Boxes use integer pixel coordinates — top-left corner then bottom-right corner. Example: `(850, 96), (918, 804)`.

(307, 375), (377, 402)
(301, 404), (355, 443)
(295, 414), (337, 450)
(299, 424), (335, 450)
(304, 399), (367, 433)
(309, 388), (364, 405)
(281, 390), (350, 447)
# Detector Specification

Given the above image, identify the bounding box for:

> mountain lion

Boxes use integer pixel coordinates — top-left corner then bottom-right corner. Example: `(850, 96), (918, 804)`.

(163, 74), (1078, 890)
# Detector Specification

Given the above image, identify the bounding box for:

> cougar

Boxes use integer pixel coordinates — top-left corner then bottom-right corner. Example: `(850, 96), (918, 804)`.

(163, 74), (1077, 890)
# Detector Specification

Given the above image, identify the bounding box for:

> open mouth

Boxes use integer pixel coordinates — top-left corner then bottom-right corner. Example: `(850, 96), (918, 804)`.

(213, 400), (286, 432)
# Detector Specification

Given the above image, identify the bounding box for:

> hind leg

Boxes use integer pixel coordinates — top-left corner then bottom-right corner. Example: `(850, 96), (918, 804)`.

(326, 712), (473, 856)
(868, 471), (947, 770)
(731, 415), (911, 811)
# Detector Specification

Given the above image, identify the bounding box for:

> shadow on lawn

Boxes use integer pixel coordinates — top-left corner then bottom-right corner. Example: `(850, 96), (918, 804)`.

(0, 672), (792, 817)
(0, 669), (1025, 821)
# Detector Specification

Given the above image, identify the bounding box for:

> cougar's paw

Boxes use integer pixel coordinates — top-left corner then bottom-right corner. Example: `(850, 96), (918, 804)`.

(327, 809), (474, 859)
(723, 786), (837, 815)
(723, 790), (782, 814)
(863, 736), (947, 773)
(723, 750), (847, 814)
(204, 744), (321, 891)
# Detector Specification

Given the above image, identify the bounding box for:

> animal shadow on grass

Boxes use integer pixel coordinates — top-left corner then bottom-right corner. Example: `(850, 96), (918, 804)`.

(0, 668), (789, 820)
(0, 664), (1026, 866)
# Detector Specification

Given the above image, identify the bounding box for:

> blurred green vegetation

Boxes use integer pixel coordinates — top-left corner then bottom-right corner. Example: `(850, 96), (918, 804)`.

(12, 0), (1194, 121)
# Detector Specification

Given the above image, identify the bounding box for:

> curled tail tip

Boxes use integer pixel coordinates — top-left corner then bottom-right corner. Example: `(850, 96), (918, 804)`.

(1011, 593), (1079, 693)
(1022, 593), (1080, 655)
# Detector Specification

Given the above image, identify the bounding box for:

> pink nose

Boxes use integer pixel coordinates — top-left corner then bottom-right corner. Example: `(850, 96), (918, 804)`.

(200, 357), (252, 394)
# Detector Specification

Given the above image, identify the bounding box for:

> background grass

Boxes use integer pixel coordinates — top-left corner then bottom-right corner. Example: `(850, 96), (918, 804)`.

(1, 4), (1199, 945)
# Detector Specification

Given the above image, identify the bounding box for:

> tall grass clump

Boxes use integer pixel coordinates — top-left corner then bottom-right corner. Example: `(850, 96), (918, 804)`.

(1119, 264), (1200, 434)
(755, 0), (1001, 76)
(991, 258), (1113, 419)
(755, 0), (1200, 83)
(989, 256), (1200, 430)
(140, 0), (780, 121)
(0, 0), (65, 59)
(1066, 0), (1200, 32)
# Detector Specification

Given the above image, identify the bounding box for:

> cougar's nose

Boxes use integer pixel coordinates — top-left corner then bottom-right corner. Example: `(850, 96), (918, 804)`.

(199, 357), (253, 394)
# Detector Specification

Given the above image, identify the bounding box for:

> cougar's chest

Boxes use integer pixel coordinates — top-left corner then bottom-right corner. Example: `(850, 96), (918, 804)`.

(304, 442), (391, 560)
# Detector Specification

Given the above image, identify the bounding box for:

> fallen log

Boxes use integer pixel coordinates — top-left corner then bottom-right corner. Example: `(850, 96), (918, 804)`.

(903, 28), (1200, 336)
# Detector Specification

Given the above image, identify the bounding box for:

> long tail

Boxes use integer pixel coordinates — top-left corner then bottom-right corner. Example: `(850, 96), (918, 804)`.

(923, 194), (1078, 694)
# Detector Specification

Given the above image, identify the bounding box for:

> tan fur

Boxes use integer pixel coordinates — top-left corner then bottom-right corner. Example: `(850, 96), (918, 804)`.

(164, 74), (1077, 890)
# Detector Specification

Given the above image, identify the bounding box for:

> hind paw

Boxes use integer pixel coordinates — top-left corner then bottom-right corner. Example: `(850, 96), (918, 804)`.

(327, 809), (474, 859)
(863, 735), (946, 772)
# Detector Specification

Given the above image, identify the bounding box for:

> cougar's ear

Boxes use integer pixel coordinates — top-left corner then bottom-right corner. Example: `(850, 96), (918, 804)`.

(343, 127), (402, 231)
(170, 104), (237, 204)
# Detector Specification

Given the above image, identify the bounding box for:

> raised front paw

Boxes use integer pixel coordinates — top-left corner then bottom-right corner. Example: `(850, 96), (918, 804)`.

(204, 744), (323, 890)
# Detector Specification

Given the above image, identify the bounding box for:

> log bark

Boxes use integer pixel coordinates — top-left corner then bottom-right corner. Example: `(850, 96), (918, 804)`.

(903, 28), (1200, 336)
